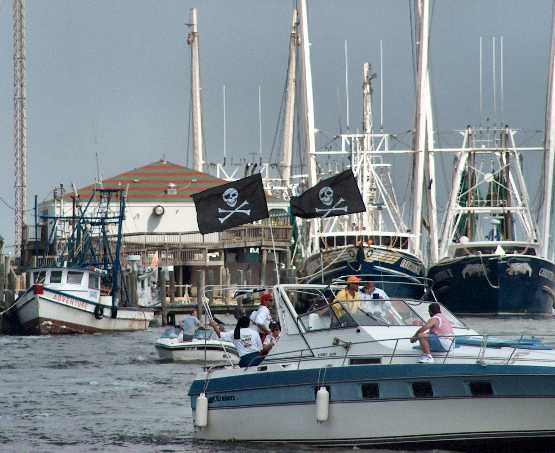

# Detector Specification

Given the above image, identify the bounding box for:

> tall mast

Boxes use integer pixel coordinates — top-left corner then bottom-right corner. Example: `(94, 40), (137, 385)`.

(362, 62), (376, 230)
(188, 8), (204, 172)
(362, 63), (374, 139)
(425, 65), (439, 263)
(542, 1), (555, 259)
(13, 0), (28, 257)
(280, 9), (298, 183)
(298, 0), (317, 188)
(410, 0), (430, 259)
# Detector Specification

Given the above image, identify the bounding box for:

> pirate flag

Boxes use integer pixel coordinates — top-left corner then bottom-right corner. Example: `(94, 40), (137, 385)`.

(192, 173), (269, 234)
(290, 169), (365, 219)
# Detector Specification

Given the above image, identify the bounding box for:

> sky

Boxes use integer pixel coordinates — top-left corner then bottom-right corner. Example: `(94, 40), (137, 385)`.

(0, 0), (553, 253)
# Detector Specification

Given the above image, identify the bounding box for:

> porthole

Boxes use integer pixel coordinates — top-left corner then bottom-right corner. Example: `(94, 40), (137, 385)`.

(412, 381), (434, 398)
(361, 383), (380, 399)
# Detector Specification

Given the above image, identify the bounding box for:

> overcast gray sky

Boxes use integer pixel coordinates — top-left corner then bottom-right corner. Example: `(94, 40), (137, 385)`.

(0, 0), (552, 252)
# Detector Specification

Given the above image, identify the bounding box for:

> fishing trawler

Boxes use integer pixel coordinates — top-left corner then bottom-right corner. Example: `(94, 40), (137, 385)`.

(428, 126), (555, 316)
(14, 189), (154, 334)
(188, 278), (555, 449)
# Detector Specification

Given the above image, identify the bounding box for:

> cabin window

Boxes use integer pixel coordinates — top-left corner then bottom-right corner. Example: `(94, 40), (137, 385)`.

(88, 274), (99, 290)
(361, 383), (380, 399)
(33, 271), (46, 283)
(412, 381), (434, 398)
(469, 381), (494, 397)
(67, 271), (84, 285)
(49, 271), (62, 284)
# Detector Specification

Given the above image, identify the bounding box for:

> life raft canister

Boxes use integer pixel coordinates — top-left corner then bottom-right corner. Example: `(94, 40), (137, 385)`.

(94, 304), (104, 320)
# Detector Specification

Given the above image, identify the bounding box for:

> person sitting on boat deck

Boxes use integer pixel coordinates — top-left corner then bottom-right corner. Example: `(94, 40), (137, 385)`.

(180, 309), (200, 342)
(211, 316), (267, 368)
(410, 302), (454, 364)
(251, 292), (273, 342)
(261, 321), (281, 355)
(331, 275), (363, 323)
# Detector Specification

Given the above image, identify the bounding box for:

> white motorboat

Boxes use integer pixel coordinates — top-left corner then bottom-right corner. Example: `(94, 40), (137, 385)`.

(16, 267), (154, 335)
(156, 327), (238, 364)
(188, 280), (555, 449)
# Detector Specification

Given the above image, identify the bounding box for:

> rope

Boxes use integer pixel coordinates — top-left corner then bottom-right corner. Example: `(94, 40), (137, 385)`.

(0, 298), (18, 317)
(478, 252), (499, 289)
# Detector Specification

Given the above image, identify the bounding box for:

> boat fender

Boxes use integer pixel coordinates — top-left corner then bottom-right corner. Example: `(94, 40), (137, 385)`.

(195, 393), (208, 427)
(94, 304), (104, 320)
(316, 386), (329, 422)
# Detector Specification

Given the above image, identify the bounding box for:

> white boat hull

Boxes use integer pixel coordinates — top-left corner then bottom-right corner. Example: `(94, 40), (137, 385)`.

(15, 288), (153, 335)
(194, 397), (555, 446)
(156, 340), (238, 364)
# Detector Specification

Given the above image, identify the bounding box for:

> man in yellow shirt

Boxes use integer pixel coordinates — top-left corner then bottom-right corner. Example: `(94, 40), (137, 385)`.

(332, 275), (363, 320)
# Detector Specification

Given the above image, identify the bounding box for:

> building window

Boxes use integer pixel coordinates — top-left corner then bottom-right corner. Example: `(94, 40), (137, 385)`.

(50, 271), (62, 284)
(361, 383), (380, 399)
(469, 381), (494, 397)
(67, 271), (84, 285)
(412, 381), (434, 398)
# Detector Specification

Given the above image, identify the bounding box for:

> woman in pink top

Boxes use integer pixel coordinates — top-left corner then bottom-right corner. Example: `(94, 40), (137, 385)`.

(410, 302), (454, 363)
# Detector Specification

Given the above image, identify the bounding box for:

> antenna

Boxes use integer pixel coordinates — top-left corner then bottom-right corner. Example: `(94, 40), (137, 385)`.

(380, 39), (384, 131)
(500, 35), (504, 123)
(344, 39), (350, 130)
(95, 151), (103, 186)
(479, 36), (483, 123)
(492, 36), (497, 120)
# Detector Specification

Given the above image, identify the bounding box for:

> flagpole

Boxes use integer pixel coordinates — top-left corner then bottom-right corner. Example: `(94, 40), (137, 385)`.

(268, 220), (280, 285)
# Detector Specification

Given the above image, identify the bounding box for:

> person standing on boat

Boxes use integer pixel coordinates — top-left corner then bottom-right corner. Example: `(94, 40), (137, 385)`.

(410, 302), (454, 363)
(180, 309), (200, 341)
(251, 292), (273, 342)
(211, 316), (265, 368)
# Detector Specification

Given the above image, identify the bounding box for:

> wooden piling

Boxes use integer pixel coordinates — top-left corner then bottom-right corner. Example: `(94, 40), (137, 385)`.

(160, 267), (167, 326)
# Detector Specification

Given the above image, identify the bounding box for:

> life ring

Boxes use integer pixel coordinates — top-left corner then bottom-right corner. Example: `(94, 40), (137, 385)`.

(94, 304), (104, 320)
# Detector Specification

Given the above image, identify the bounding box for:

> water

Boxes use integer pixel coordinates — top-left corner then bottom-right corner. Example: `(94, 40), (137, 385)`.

(1, 317), (554, 453)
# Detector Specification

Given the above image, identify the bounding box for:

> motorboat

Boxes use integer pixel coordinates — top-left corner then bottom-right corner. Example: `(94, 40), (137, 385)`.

(188, 280), (555, 449)
(156, 327), (238, 365)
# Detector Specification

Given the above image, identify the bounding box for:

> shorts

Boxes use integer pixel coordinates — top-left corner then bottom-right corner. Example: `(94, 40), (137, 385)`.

(427, 333), (452, 352)
(239, 351), (264, 368)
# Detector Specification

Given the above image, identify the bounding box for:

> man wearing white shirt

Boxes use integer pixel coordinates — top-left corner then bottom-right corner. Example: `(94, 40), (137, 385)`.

(251, 292), (273, 339)
(360, 281), (402, 324)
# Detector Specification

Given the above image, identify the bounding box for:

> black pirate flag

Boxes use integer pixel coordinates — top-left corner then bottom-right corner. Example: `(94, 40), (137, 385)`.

(290, 169), (366, 219)
(192, 173), (269, 234)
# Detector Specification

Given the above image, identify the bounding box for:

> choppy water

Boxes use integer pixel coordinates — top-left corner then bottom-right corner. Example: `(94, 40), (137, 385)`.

(1, 317), (554, 453)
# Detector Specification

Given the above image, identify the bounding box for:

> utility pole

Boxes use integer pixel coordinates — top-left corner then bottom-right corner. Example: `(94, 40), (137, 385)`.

(13, 0), (28, 258)
(188, 8), (204, 173)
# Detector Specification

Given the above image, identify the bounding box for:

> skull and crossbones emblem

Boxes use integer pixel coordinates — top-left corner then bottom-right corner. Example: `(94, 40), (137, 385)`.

(315, 186), (347, 218)
(218, 188), (251, 223)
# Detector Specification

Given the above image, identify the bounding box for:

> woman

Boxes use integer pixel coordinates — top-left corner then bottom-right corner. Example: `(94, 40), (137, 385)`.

(211, 316), (266, 368)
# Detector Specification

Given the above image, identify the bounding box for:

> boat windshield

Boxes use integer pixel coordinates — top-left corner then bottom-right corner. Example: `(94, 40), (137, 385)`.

(284, 287), (465, 332)
(194, 328), (214, 340)
(160, 327), (180, 339)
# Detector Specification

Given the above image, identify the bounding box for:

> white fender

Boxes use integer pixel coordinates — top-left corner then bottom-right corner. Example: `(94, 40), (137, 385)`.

(195, 393), (208, 427)
(316, 386), (329, 422)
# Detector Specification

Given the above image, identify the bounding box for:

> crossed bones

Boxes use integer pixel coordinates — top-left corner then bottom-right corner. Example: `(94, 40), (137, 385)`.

(315, 197), (348, 218)
(218, 200), (251, 223)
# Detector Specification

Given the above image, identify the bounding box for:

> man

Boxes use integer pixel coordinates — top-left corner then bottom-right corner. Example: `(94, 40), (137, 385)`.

(360, 281), (400, 324)
(332, 275), (363, 320)
(410, 302), (454, 363)
(251, 292), (273, 340)
(180, 308), (200, 341)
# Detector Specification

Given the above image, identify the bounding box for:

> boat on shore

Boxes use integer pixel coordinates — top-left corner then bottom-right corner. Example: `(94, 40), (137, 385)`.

(155, 326), (238, 364)
(187, 279), (555, 449)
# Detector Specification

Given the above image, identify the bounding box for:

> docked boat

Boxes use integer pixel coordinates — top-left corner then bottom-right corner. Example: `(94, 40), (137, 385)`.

(188, 280), (555, 449)
(428, 126), (555, 316)
(15, 267), (154, 334)
(155, 326), (238, 364)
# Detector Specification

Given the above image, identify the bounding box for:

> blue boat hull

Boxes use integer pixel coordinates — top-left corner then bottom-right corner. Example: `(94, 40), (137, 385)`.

(428, 254), (555, 316)
(300, 246), (426, 299)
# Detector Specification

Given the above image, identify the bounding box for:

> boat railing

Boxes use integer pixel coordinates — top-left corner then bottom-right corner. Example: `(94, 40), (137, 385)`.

(257, 333), (555, 369)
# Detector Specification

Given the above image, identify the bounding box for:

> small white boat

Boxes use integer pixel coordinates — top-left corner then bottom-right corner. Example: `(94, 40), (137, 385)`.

(155, 327), (239, 364)
(15, 267), (154, 335)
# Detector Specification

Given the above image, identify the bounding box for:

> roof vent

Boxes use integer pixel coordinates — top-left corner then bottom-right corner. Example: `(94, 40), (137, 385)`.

(166, 183), (177, 195)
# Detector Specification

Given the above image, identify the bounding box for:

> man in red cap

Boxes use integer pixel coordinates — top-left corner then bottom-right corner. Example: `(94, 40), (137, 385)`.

(251, 291), (273, 342)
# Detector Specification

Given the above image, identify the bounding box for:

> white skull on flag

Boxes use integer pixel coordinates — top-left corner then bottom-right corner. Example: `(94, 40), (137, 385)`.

(319, 186), (334, 206)
(223, 188), (239, 208)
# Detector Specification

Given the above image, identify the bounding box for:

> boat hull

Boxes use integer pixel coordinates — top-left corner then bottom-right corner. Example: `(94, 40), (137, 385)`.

(155, 343), (238, 364)
(300, 245), (425, 299)
(428, 254), (555, 316)
(15, 288), (153, 335)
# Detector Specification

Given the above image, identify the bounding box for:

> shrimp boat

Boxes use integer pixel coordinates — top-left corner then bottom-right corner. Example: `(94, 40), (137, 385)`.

(188, 278), (555, 449)
(155, 327), (238, 364)
(14, 188), (154, 334)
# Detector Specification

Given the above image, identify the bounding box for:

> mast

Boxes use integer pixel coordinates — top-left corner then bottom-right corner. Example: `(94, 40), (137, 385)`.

(13, 0), (27, 257)
(542, 1), (555, 259)
(280, 9), (298, 184)
(361, 63), (375, 230)
(411, 0), (430, 259)
(188, 8), (204, 173)
(425, 69), (439, 263)
(298, 0), (317, 188)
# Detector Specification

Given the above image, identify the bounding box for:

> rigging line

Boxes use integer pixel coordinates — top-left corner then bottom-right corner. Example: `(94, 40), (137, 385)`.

(408, 0), (417, 96)
(268, 56), (290, 169)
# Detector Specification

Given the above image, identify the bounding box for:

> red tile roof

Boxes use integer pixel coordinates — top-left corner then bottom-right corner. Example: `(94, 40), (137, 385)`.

(68, 160), (227, 203)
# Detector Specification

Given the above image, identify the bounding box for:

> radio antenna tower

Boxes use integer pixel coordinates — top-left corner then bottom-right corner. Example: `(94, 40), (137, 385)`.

(13, 0), (28, 257)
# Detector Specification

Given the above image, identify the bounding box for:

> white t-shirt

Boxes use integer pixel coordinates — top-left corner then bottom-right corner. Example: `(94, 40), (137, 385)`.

(252, 305), (272, 332)
(361, 291), (395, 319)
(221, 327), (262, 357)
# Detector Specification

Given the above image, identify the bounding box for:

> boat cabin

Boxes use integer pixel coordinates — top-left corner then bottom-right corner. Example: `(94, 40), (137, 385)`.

(30, 267), (103, 303)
